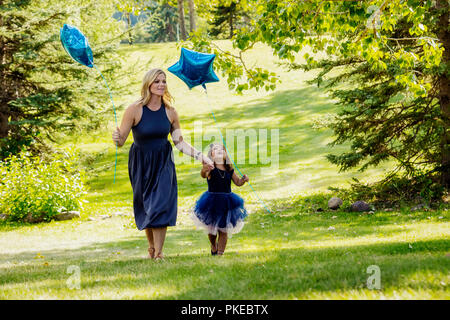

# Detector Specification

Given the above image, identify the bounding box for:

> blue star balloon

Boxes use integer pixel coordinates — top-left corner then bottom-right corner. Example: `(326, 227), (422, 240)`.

(168, 47), (219, 89)
(60, 23), (120, 183)
(60, 24), (94, 68)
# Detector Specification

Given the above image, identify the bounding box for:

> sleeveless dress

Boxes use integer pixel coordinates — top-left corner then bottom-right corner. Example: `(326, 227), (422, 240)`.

(128, 103), (177, 230)
(191, 167), (248, 237)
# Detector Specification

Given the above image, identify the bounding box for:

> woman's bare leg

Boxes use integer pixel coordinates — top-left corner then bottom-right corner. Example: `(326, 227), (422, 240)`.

(152, 227), (167, 259)
(217, 230), (228, 255)
(208, 233), (218, 253)
(144, 228), (155, 258)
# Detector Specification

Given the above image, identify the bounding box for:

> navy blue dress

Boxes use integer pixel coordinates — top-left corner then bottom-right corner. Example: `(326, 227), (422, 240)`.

(191, 167), (248, 237)
(128, 103), (177, 230)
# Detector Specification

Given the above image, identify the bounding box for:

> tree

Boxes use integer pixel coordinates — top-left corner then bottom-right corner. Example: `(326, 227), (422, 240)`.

(185, 0), (450, 189)
(188, 0), (196, 33)
(0, 0), (126, 158)
(115, 0), (147, 45)
(208, 0), (252, 39)
(177, 0), (187, 40)
(144, 0), (178, 42)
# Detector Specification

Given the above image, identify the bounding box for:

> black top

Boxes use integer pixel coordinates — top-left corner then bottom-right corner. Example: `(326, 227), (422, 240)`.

(207, 167), (234, 193)
(132, 103), (171, 146)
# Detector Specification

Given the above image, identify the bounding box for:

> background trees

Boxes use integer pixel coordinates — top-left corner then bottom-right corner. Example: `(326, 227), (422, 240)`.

(0, 0), (126, 158)
(208, 0), (253, 39)
(184, 0), (450, 190)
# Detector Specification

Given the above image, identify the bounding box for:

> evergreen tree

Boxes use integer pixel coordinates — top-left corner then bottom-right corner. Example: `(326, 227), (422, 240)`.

(0, 0), (125, 158)
(144, 0), (178, 42)
(208, 0), (250, 39)
(188, 0), (450, 189)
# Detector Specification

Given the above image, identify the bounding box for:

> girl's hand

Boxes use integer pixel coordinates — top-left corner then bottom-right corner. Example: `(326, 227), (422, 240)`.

(112, 127), (121, 145)
(201, 155), (214, 170)
(242, 174), (249, 183)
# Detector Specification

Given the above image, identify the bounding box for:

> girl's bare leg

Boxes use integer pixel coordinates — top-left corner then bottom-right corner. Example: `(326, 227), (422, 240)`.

(208, 233), (218, 253)
(152, 227), (167, 259)
(144, 228), (155, 258)
(217, 230), (228, 255)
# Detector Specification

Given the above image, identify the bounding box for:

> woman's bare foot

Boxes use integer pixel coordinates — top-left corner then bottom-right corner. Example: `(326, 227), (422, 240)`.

(147, 247), (155, 259)
(154, 252), (164, 261)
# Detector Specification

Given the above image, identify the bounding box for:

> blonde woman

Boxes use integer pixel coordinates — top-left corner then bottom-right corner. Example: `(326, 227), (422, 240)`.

(112, 68), (214, 260)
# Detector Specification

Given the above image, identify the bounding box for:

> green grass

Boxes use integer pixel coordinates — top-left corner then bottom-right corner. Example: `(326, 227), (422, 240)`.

(1, 41), (449, 299)
(1, 205), (449, 299)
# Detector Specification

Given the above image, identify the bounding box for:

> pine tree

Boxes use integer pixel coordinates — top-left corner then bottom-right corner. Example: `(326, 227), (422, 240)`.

(188, 0), (450, 189)
(0, 0), (125, 158)
(208, 0), (250, 39)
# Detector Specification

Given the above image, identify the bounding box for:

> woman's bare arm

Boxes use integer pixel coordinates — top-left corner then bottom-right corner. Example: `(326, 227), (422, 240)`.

(112, 102), (139, 147)
(169, 107), (213, 169)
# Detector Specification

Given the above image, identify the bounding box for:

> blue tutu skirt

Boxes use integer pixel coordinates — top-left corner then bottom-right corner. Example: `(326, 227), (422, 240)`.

(191, 191), (248, 237)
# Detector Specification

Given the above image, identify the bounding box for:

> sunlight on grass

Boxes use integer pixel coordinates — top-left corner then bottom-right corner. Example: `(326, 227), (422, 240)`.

(2, 41), (449, 300)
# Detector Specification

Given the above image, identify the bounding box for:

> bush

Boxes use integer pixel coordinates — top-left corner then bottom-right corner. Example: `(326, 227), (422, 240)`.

(329, 170), (446, 208)
(0, 149), (87, 222)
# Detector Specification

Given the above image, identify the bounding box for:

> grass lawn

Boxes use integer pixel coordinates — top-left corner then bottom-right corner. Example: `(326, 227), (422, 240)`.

(1, 41), (449, 299)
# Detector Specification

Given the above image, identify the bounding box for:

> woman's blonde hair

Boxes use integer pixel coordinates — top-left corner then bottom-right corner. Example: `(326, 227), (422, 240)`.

(207, 143), (233, 172)
(139, 68), (174, 108)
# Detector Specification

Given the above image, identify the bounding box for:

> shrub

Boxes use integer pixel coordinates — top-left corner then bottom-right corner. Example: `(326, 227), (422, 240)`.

(0, 149), (87, 222)
(329, 170), (446, 208)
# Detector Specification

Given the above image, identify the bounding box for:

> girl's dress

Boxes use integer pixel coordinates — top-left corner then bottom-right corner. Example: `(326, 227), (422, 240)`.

(128, 103), (177, 230)
(191, 167), (248, 236)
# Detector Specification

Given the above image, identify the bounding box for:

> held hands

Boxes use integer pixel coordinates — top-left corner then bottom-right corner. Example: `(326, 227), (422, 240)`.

(201, 155), (214, 171)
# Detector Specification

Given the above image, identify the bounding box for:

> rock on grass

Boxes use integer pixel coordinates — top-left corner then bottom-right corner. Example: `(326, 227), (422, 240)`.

(351, 201), (371, 212)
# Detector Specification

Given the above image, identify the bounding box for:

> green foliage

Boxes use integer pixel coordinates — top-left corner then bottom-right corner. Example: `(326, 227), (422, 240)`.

(184, 0), (450, 188)
(0, 0), (127, 159)
(329, 171), (446, 208)
(181, 32), (280, 94)
(0, 149), (87, 222)
(143, 1), (178, 42)
(208, 0), (252, 39)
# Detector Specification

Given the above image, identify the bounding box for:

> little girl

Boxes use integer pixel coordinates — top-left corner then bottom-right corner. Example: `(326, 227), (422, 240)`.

(191, 143), (249, 256)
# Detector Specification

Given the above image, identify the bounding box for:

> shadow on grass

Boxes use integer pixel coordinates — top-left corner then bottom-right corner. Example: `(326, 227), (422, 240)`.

(1, 223), (448, 299)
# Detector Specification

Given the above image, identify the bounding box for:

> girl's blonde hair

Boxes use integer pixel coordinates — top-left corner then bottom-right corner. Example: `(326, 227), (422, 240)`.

(207, 143), (233, 172)
(139, 68), (174, 109)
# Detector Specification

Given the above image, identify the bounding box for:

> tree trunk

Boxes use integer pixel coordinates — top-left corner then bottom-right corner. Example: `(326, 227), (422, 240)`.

(437, 0), (450, 187)
(0, 104), (10, 139)
(0, 14), (10, 139)
(177, 0), (187, 41)
(126, 12), (133, 45)
(188, 0), (196, 33)
(167, 19), (175, 42)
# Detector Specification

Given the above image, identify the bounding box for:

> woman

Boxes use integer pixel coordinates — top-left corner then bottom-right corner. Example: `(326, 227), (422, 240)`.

(112, 68), (214, 260)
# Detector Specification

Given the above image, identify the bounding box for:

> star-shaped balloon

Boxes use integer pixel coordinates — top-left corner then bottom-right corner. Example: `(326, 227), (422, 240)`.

(60, 23), (120, 183)
(60, 24), (94, 68)
(168, 47), (219, 89)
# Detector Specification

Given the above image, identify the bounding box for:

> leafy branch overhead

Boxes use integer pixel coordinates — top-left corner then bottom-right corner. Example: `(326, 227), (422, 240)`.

(184, 0), (450, 188)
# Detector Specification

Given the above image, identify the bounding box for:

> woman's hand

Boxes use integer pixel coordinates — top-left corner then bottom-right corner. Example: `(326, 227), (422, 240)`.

(242, 174), (250, 183)
(201, 155), (214, 170)
(112, 127), (121, 146)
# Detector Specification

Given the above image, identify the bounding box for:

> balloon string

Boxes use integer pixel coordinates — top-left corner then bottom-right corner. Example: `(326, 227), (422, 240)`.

(202, 87), (272, 215)
(93, 64), (118, 184)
